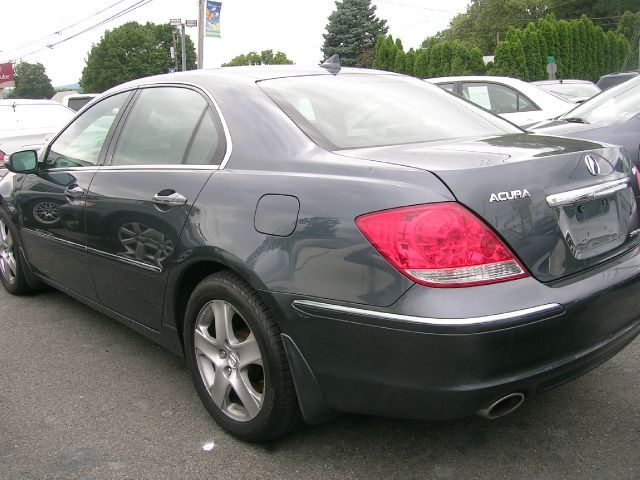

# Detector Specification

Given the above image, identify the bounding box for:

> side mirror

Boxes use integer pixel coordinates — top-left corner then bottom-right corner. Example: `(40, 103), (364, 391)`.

(5, 150), (38, 173)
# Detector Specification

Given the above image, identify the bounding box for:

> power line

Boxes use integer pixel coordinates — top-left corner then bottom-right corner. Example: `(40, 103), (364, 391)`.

(5, 0), (131, 55)
(375, 0), (456, 14)
(7, 0), (156, 62)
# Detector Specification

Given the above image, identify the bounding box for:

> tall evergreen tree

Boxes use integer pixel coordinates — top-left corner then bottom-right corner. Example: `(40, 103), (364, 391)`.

(322, 0), (388, 67)
(404, 48), (417, 76)
(616, 11), (640, 70)
(413, 50), (428, 78)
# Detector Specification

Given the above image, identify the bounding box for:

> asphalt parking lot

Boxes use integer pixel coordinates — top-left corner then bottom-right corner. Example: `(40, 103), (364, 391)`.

(1, 286), (639, 480)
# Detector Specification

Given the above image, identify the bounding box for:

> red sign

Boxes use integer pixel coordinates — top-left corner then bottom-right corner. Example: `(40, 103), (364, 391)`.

(0, 63), (15, 88)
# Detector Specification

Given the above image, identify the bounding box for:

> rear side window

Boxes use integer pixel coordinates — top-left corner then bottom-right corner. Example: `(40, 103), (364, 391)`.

(461, 82), (538, 114)
(111, 87), (225, 166)
(260, 74), (520, 150)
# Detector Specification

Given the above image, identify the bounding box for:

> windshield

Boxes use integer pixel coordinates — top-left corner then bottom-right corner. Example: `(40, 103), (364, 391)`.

(0, 103), (74, 132)
(561, 77), (640, 124)
(260, 74), (521, 150)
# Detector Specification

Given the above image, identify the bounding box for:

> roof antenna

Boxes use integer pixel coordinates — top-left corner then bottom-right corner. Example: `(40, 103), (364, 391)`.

(320, 54), (341, 74)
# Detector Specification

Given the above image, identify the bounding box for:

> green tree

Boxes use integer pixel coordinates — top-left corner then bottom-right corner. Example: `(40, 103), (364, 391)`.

(322, 0), (388, 67)
(550, 0), (638, 29)
(438, 0), (550, 54)
(80, 22), (196, 93)
(12, 62), (55, 99)
(616, 11), (640, 69)
(222, 49), (294, 66)
(556, 20), (572, 77)
(467, 47), (486, 74)
(393, 50), (406, 73)
(449, 41), (469, 75)
(413, 49), (428, 77)
(404, 48), (416, 76)
(523, 26), (541, 80)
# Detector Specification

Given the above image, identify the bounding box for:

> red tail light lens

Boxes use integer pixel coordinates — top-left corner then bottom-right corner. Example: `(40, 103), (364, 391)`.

(0, 150), (5, 162)
(356, 203), (528, 287)
(632, 166), (640, 189)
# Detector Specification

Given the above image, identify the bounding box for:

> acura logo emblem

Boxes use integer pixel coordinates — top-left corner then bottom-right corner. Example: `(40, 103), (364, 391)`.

(584, 154), (601, 176)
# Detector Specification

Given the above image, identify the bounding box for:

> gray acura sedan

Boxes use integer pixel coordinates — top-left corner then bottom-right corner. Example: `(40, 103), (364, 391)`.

(2, 64), (640, 442)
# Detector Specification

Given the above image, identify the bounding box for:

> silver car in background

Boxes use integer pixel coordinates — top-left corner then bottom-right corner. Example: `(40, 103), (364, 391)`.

(0, 100), (74, 178)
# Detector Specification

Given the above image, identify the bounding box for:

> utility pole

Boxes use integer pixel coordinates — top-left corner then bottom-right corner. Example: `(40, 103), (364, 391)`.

(171, 30), (179, 71)
(198, 0), (204, 69)
(180, 23), (187, 72)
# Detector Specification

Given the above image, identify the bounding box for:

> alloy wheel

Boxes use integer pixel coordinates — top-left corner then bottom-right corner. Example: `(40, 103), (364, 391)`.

(0, 219), (17, 285)
(194, 299), (265, 422)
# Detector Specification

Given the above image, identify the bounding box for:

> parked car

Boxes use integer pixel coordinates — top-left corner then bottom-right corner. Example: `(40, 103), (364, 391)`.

(62, 93), (98, 112)
(531, 79), (600, 103)
(596, 71), (639, 90)
(530, 75), (640, 163)
(2, 66), (640, 442)
(428, 75), (574, 126)
(0, 99), (74, 179)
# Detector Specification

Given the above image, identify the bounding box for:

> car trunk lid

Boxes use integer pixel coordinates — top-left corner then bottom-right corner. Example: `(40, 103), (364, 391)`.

(337, 134), (640, 282)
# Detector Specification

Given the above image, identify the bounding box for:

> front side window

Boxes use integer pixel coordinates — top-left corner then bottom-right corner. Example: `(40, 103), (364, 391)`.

(260, 75), (520, 150)
(45, 92), (129, 168)
(111, 87), (224, 166)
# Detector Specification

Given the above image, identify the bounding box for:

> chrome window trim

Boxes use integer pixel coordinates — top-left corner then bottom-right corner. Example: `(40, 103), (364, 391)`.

(546, 178), (630, 207)
(96, 165), (220, 172)
(292, 299), (564, 327)
(102, 81), (233, 169)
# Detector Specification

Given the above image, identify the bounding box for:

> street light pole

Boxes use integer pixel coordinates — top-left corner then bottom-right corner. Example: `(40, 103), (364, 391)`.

(180, 23), (187, 72)
(170, 18), (197, 72)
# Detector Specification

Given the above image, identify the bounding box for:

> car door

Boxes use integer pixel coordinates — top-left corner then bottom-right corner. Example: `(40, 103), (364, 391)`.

(16, 91), (133, 299)
(84, 85), (227, 330)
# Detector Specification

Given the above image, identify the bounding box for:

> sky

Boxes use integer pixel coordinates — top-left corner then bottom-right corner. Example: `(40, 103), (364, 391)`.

(0, 0), (471, 87)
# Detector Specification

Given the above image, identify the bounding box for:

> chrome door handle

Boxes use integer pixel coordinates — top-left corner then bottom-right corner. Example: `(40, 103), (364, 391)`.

(64, 185), (84, 197)
(152, 191), (188, 207)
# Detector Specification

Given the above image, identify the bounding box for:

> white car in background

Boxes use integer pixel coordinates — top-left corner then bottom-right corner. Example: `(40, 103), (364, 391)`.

(0, 100), (74, 178)
(428, 75), (574, 127)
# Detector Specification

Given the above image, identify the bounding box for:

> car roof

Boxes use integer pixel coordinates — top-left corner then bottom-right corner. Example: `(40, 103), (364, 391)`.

(104, 66), (399, 95)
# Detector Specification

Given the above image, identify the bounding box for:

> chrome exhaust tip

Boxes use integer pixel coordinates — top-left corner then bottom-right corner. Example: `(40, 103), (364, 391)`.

(476, 392), (525, 420)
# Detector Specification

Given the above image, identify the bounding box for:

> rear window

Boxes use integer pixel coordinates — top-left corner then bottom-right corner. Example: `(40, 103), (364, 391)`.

(259, 74), (520, 150)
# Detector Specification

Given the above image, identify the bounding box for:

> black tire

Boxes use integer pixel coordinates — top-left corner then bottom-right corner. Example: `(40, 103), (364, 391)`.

(184, 270), (301, 442)
(0, 208), (32, 295)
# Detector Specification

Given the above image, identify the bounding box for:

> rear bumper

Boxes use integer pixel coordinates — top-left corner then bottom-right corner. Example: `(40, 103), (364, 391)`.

(273, 249), (640, 421)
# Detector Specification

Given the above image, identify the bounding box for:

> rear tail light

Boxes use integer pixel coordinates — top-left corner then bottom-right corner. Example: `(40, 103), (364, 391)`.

(632, 166), (640, 189)
(355, 202), (528, 287)
(0, 150), (5, 162)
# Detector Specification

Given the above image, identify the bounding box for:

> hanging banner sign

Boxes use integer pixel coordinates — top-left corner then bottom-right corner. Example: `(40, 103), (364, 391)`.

(0, 63), (15, 88)
(206, 1), (222, 38)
